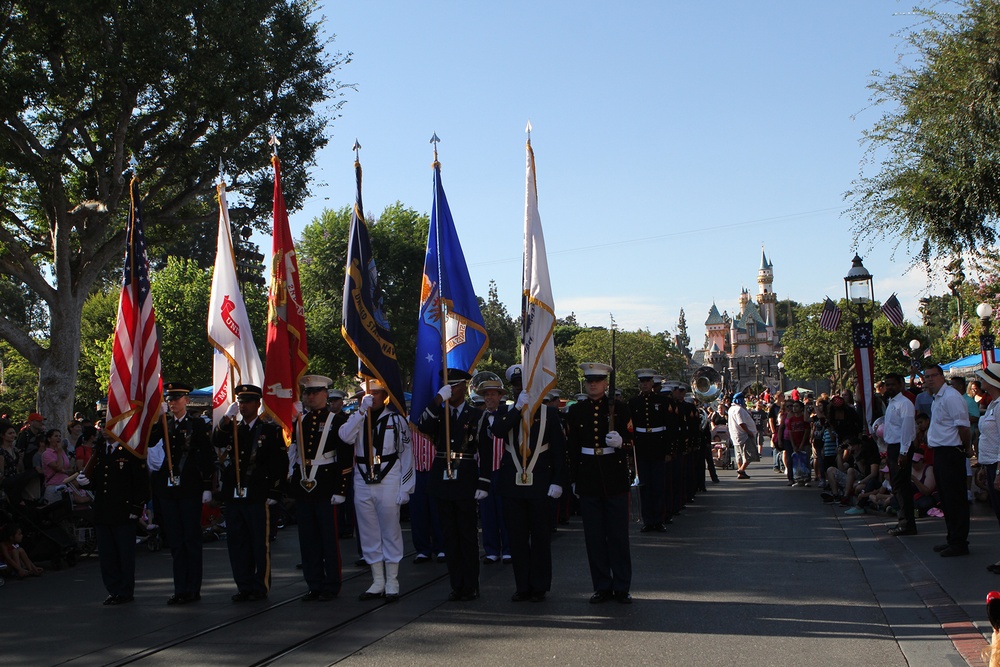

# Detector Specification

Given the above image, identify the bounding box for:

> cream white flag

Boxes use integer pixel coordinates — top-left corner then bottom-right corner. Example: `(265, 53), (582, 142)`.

(520, 137), (557, 447)
(208, 182), (264, 425)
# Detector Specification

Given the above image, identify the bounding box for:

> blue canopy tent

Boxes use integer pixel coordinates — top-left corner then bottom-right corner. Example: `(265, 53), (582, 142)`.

(939, 350), (1000, 374)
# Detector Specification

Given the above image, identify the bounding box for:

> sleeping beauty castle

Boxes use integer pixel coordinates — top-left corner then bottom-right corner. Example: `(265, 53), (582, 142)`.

(699, 248), (784, 392)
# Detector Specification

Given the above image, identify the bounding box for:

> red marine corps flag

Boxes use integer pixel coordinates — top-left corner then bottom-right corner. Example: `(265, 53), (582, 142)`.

(105, 176), (162, 456)
(208, 180), (264, 426)
(262, 150), (308, 445)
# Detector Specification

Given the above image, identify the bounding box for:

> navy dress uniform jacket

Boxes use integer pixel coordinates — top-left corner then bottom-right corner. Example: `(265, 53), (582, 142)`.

(492, 404), (567, 498)
(213, 418), (288, 502)
(566, 396), (633, 497)
(287, 409), (353, 500)
(418, 402), (491, 500)
(149, 414), (214, 499)
(91, 443), (149, 525)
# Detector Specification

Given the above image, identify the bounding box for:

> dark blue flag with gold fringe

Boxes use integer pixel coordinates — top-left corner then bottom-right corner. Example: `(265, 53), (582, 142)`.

(341, 158), (406, 414)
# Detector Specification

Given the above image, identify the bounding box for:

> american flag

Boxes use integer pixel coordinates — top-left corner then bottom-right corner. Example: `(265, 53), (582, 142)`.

(923, 347), (933, 359)
(104, 177), (162, 456)
(880, 293), (904, 327)
(958, 319), (972, 338)
(411, 429), (435, 472)
(819, 297), (842, 332)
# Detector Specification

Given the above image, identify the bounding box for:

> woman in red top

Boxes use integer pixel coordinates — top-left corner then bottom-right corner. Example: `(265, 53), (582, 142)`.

(781, 401), (808, 486)
(75, 424), (98, 470)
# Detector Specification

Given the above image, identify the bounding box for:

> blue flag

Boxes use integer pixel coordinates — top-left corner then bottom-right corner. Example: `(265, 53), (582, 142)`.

(342, 159), (407, 414)
(410, 160), (489, 422)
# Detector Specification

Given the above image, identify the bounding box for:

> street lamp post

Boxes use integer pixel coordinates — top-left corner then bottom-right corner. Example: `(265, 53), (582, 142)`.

(777, 361), (785, 394)
(977, 302), (996, 369)
(845, 254), (875, 432)
(907, 338), (923, 386)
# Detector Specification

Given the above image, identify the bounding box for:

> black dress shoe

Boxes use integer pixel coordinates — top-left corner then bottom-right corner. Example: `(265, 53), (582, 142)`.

(167, 594), (185, 605)
(933, 544), (951, 553)
(986, 563), (1000, 574)
(358, 591), (384, 601)
(318, 592), (337, 601)
(354, 558), (367, 567)
(589, 590), (612, 604)
(103, 595), (117, 605)
(302, 591), (322, 601)
(436, 554), (447, 563)
(106, 595), (134, 606)
(887, 525), (917, 536)
(940, 546), (970, 557)
(412, 554), (431, 564)
(447, 590), (462, 602)
(232, 592), (252, 602)
(530, 592), (546, 602)
(613, 591), (632, 604)
(384, 593), (400, 602)
(482, 556), (499, 565)
(460, 589), (479, 601)
(654, 523), (667, 533)
(640, 524), (653, 533)
(511, 591), (531, 602)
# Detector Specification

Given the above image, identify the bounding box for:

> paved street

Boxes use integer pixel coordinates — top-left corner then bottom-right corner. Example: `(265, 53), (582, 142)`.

(4, 452), (998, 666)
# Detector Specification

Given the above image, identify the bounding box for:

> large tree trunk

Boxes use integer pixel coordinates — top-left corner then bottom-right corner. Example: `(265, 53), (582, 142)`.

(37, 293), (86, 429)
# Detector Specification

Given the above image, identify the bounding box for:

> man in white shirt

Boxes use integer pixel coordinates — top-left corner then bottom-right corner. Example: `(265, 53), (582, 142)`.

(727, 393), (756, 480)
(883, 373), (917, 537)
(923, 365), (972, 557)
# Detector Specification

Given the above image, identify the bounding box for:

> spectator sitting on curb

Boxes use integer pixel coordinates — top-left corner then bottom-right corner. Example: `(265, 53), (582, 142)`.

(0, 523), (43, 578)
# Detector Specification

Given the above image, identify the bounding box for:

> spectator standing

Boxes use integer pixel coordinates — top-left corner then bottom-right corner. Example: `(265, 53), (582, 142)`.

(923, 365), (972, 557)
(727, 393), (756, 479)
(883, 373), (917, 537)
(974, 363), (1000, 573)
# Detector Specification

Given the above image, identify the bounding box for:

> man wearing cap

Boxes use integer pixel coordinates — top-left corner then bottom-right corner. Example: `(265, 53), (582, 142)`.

(147, 382), (215, 605)
(338, 380), (413, 602)
(629, 369), (670, 532)
(883, 372), (918, 537)
(922, 364), (972, 557)
(566, 362), (634, 604)
(728, 393), (756, 480)
(288, 375), (354, 601)
(417, 368), (490, 601)
(473, 373), (511, 566)
(492, 372), (566, 602)
(213, 385), (287, 602)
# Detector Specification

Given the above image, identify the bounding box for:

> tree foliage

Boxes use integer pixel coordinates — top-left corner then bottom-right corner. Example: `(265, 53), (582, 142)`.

(298, 202), (429, 388)
(477, 280), (519, 380)
(0, 0), (349, 426)
(560, 328), (685, 400)
(847, 0), (1000, 264)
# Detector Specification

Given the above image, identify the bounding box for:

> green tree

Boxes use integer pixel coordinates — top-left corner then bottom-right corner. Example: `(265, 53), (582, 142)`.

(298, 202), (429, 388)
(151, 257), (214, 387)
(477, 280), (518, 380)
(675, 308), (691, 359)
(563, 328), (684, 400)
(0, 0), (349, 428)
(847, 0), (1000, 264)
(0, 340), (40, 421)
(76, 288), (119, 417)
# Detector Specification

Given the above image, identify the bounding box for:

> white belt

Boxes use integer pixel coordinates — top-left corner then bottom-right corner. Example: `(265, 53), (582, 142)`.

(635, 426), (666, 433)
(581, 447), (616, 456)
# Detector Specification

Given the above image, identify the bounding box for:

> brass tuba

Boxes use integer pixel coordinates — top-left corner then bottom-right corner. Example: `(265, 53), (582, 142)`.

(690, 366), (724, 404)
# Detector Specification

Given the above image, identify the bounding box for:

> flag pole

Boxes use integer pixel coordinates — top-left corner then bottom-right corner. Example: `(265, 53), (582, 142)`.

(520, 127), (533, 472)
(229, 363), (243, 497)
(431, 133), (453, 480)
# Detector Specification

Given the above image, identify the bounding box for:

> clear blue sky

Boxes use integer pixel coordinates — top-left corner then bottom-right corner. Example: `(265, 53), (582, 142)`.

(280, 1), (949, 350)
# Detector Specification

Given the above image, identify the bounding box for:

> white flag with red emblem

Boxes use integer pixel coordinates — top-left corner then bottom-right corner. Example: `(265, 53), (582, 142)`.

(208, 182), (263, 426)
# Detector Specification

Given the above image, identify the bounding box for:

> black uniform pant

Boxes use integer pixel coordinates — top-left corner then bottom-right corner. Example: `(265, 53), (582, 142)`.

(96, 522), (137, 598)
(887, 443), (915, 530)
(503, 495), (553, 594)
(579, 492), (632, 594)
(703, 442), (719, 483)
(435, 496), (479, 594)
(636, 457), (666, 526)
(933, 446), (970, 548)
(226, 501), (269, 595)
(158, 495), (203, 596)
(670, 454), (685, 510)
(296, 497), (342, 595)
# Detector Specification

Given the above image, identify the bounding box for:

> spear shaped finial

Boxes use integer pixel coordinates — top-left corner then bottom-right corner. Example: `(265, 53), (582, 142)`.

(218, 157), (225, 186)
(525, 120), (532, 143)
(430, 132), (440, 163)
(268, 134), (280, 156)
(352, 139), (361, 161)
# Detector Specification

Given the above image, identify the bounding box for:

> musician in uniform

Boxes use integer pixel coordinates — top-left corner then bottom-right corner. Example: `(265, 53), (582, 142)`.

(147, 382), (214, 605)
(288, 375), (353, 601)
(212, 384), (287, 602)
(566, 362), (633, 604)
(77, 439), (148, 605)
(629, 369), (670, 532)
(417, 368), (490, 601)
(492, 374), (566, 602)
(338, 380), (413, 602)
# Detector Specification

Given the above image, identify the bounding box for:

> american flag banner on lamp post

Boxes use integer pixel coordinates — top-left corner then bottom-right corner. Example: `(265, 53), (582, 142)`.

(852, 321), (875, 434)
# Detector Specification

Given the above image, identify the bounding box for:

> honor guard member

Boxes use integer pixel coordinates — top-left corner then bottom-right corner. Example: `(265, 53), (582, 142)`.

(288, 375), (353, 601)
(567, 362), (633, 604)
(473, 372), (511, 566)
(213, 385), (287, 602)
(629, 369), (670, 532)
(338, 380), (414, 602)
(417, 368), (491, 601)
(147, 382), (214, 605)
(492, 375), (567, 602)
(76, 437), (149, 605)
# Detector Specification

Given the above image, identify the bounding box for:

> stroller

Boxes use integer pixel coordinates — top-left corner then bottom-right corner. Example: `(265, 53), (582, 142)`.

(711, 424), (733, 470)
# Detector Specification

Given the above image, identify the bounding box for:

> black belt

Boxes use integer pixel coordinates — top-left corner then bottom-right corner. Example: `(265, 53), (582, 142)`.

(435, 452), (476, 460)
(356, 453), (398, 484)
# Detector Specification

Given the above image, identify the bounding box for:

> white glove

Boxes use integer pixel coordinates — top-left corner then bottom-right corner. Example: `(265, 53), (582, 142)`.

(76, 474), (90, 486)
(572, 483), (579, 498)
(128, 513), (138, 520)
(159, 402), (168, 415)
(201, 490), (213, 504)
(547, 484), (563, 499)
(515, 390), (529, 410)
(474, 489), (488, 501)
(437, 384), (453, 402)
(224, 402), (240, 419)
(359, 394), (374, 415)
(147, 440), (165, 471)
(293, 401), (303, 417)
(605, 431), (623, 449)
(396, 491), (411, 505)
(331, 494), (346, 505)
(266, 498), (277, 506)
